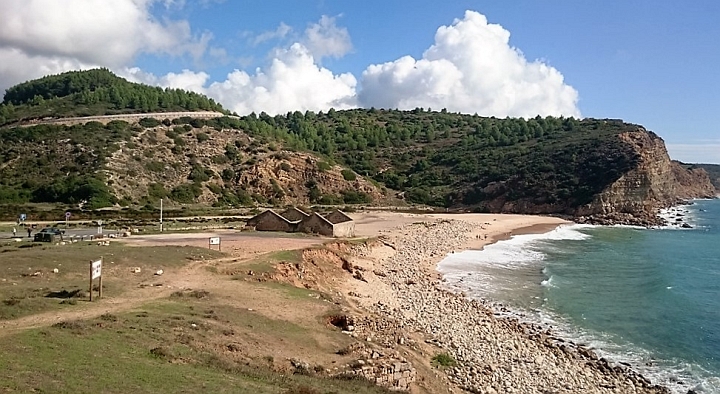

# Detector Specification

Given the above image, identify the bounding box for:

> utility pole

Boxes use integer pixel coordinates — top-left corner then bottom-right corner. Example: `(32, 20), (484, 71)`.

(160, 198), (163, 232)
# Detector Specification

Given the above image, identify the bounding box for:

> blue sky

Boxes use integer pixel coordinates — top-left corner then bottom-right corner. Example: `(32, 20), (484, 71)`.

(1, 0), (718, 162)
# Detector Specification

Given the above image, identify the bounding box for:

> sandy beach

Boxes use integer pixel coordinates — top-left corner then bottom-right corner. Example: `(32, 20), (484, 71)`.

(343, 211), (670, 394)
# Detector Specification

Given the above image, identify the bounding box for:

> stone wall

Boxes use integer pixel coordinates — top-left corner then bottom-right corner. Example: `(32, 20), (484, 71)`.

(341, 358), (416, 390)
(332, 221), (355, 237)
(22, 111), (226, 127)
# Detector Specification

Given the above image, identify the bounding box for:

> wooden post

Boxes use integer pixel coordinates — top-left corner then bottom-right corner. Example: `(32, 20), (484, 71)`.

(89, 260), (93, 302)
(99, 257), (103, 299)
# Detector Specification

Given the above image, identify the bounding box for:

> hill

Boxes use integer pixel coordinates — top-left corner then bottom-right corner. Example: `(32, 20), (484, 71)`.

(680, 163), (720, 193)
(0, 117), (386, 210)
(0, 70), (715, 224)
(232, 109), (714, 224)
(0, 68), (226, 126)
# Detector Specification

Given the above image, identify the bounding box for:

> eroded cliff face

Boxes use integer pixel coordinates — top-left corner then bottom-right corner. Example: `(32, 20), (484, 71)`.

(236, 153), (385, 204)
(107, 125), (386, 206)
(575, 129), (716, 225)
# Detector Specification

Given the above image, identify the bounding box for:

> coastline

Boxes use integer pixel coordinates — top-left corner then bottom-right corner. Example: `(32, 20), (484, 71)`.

(347, 212), (671, 393)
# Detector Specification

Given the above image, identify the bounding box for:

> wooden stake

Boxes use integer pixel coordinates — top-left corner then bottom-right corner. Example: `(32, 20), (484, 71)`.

(99, 258), (103, 299)
(89, 260), (93, 302)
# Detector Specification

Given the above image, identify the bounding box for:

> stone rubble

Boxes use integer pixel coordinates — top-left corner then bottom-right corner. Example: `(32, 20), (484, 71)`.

(358, 219), (670, 394)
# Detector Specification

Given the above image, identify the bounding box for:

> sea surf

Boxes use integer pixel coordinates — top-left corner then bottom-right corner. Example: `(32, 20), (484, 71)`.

(438, 199), (720, 393)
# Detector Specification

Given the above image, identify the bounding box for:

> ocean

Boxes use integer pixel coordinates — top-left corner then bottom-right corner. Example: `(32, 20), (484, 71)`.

(437, 199), (720, 393)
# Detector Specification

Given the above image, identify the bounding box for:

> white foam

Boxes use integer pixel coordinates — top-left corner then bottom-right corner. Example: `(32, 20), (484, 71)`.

(541, 276), (556, 288)
(437, 220), (720, 393)
(438, 224), (592, 273)
(659, 203), (702, 230)
(529, 307), (718, 394)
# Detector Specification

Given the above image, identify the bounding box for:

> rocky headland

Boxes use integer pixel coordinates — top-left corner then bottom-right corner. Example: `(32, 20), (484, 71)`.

(575, 129), (716, 226)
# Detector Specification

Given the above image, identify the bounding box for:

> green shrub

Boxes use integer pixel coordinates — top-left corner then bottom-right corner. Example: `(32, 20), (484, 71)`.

(188, 164), (213, 182)
(280, 162), (292, 172)
(341, 190), (372, 204)
(138, 117), (161, 128)
(317, 161), (331, 172)
(170, 183), (202, 203)
(145, 161), (164, 173)
(431, 352), (457, 368)
(221, 168), (235, 182)
(147, 183), (168, 200)
(224, 144), (239, 160)
(206, 183), (222, 194)
(211, 155), (229, 164)
(318, 194), (342, 205)
(341, 169), (356, 181)
(196, 132), (210, 143)
(270, 179), (285, 198)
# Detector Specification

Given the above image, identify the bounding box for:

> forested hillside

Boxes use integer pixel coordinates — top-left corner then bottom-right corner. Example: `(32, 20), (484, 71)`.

(1, 70), (712, 221)
(228, 109), (641, 212)
(0, 69), (226, 125)
(0, 117), (385, 209)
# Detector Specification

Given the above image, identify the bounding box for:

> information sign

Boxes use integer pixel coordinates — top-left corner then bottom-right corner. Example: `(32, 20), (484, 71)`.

(91, 259), (102, 279)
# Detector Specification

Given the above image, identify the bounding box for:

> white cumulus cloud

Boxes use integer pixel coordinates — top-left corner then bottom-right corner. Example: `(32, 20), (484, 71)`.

(0, 0), (210, 96)
(206, 44), (357, 115)
(123, 43), (357, 116)
(358, 10), (580, 118)
(303, 15), (353, 60)
(121, 67), (210, 92)
(251, 23), (293, 46)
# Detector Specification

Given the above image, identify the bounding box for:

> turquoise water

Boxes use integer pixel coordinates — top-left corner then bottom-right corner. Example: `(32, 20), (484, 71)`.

(438, 199), (720, 393)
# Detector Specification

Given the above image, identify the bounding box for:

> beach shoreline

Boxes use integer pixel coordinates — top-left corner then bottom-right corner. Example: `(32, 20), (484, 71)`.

(346, 212), (671, 393)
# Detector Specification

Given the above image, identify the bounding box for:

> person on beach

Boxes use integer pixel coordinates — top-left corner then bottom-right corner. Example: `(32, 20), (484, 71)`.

(27, 227), (32, 238)
(12, 227), (16, 237)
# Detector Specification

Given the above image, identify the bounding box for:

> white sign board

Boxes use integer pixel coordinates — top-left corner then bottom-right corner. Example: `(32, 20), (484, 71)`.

(209, 237), (220, 245)
(91, 259), (102, 279)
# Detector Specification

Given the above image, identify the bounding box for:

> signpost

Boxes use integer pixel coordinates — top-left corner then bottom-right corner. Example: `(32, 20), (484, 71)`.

(65, 211), (71, 226)
(97, 220), (103, 235)
(89, 258), (103, 301)
(209, 236), (221, 251)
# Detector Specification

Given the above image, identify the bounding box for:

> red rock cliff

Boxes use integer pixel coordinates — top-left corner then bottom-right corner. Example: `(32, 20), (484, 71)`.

(575, 128), (716, 225)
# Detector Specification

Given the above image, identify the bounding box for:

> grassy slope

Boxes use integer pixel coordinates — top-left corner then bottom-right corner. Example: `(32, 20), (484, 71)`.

(0, 237), (393, 393)
(0, 300), (389, 394)
(0, 241), (222, 319)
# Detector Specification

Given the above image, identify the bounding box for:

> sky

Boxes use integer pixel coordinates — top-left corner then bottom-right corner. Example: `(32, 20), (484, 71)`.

(0, 0), (718, 163)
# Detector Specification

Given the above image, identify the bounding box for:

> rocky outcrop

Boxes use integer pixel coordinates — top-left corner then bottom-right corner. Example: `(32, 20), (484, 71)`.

(107, 124), (387, 206)
(672, 161), (718, 197)
(575, 129), (716, 225)
(237, 152), (384, 204)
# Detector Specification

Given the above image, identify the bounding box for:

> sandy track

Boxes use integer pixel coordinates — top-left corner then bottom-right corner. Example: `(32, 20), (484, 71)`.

(0, 231), (329, 337)
(0, 213), (566, 338)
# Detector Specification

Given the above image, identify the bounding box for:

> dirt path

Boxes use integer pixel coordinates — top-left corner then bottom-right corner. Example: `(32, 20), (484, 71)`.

(0, 232), (327, 337)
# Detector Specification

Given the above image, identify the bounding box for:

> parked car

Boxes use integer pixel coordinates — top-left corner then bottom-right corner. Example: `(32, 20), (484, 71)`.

(34, 227), (64, 242)
(38, 227), (64, 235)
